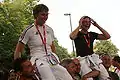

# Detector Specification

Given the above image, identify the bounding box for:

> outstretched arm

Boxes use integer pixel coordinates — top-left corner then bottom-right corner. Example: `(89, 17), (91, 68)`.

(14, 42), (25, 60)
(91, 19), (111, 40)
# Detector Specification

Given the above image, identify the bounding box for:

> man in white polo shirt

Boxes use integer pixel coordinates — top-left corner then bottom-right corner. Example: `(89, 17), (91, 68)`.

(14, 4), (73, 80)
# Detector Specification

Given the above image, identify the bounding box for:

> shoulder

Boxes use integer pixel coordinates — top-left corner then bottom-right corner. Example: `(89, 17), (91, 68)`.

(23, 24), (34, 33)
(89, 31), (98, 36)
(77, 31), (82, 36)
(45, 24), (53, 30)
(74, 31), (83, 39)
(45, 24), (54, 33)
(89, 32), (98, 35)
(20, 24), (34, 40)
(89, 32), (99, 39)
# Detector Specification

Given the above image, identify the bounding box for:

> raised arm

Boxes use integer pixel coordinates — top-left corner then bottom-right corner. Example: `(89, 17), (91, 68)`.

(69, 26), (81, 40)
(91, 18), (111, 40)
(14, 42), (25, 60)
(69, 17), (85, 40)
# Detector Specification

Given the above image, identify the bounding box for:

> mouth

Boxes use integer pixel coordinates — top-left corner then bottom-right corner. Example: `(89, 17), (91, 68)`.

(42, 18), (47, 23)
(84, 26), (89, 29)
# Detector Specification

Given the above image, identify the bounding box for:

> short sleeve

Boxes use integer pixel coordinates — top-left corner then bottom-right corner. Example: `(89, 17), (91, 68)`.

(19, 28), (31, 45)
(90, 32), (98, 40)
(46, 24), (56, 41)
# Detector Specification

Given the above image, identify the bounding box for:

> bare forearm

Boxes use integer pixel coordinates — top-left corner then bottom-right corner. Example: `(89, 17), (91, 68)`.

(91, 18), (111, 40)
(14, 42), (24, 60)
(70, 26), (80, 40)
(97, 25), (111, 39)
(14, 52), (21, 60)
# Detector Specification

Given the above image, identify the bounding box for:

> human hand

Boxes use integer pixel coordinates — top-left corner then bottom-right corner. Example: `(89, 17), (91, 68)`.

(90, 18), (99, 27)
(78, 16), (85, 29)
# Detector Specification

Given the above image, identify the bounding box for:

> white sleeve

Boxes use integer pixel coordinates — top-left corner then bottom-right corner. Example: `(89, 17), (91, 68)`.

(19, 28), (31, 45)
(50, 28), (56, 41)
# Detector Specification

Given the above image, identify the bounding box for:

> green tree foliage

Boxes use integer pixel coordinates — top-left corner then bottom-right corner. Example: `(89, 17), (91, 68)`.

(70, 52), (76, 58)
(54, 40), (71, 61)
(0, 0), (39, 69)
(0, 0), (71, 69)
(94, 40), (119, 56)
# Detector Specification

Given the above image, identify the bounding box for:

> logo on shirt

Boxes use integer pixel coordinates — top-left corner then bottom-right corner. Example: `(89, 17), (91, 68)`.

(35, 32), (38, 35)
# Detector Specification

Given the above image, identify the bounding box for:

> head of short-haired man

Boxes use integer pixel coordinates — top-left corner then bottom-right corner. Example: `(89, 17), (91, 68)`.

(100, 54), (112, 70)
(60, 59), (77, 77)
(80, 16), (91, 32)
(33, 4), (49, 26)
(14, 58), (34, 78)
(73, 58), (81, 73)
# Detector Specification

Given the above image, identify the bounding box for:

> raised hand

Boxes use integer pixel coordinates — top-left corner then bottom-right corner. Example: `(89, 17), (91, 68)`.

(78, 16), (85, 29)
(90, 18), (99, 27)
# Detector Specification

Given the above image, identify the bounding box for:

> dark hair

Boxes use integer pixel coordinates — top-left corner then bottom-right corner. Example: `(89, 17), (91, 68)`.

(113, 56), (120, 63)
(60, 58), (73, 68)
(13, 57), (28, 72)
(33, 4), (49, 19)
(83, 16), (91, 19)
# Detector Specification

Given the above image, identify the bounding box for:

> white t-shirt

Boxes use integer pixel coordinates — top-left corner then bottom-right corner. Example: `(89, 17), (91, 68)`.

(19, 23), (55, 58)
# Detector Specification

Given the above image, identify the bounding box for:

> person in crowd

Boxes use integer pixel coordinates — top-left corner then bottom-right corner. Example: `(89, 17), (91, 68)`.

(60, 58), (78, 80)
(8, 57), (41, 80)
(101, 53), (119, 80)
(72, 58), (81, 75)
(73, 58), (100, 80)
(112, 56), (120, 78)
(14, 4), (73, 80)
(61, 58), (100, 80)
(70, 16), (111, 80)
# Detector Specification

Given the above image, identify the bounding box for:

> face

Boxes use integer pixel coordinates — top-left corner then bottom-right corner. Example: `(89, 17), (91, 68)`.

(112, 60), (119, 67)
(101, 55), (112, 69)
(73, 59), (81, 73)
(67, 62), (77, 75)
(36, 11), (49, 25)
(21, 60), (34, 77)
(81, 17), (91, 31)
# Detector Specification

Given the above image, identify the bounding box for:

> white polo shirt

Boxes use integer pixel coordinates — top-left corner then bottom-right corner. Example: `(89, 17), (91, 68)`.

(19, 23), (55, 58)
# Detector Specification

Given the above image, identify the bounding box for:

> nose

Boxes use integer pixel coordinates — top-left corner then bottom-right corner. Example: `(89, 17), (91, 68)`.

(43, 16), (48, 21)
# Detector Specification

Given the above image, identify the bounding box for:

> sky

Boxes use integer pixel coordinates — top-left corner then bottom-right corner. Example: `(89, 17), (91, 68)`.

(0, 0), (2, 2)
(39, 0), (120, 53)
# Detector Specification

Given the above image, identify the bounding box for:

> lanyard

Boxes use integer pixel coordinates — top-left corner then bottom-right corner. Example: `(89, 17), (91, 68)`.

(84, 33), (90, 48)
(35, 21), (48, 55)
(36, 24), (46, 45)
(35, 22), (59, 65)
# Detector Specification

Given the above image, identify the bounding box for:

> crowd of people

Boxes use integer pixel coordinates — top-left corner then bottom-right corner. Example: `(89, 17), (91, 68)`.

(7, 55), (120, 80)
(1, 3), (120, 80)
